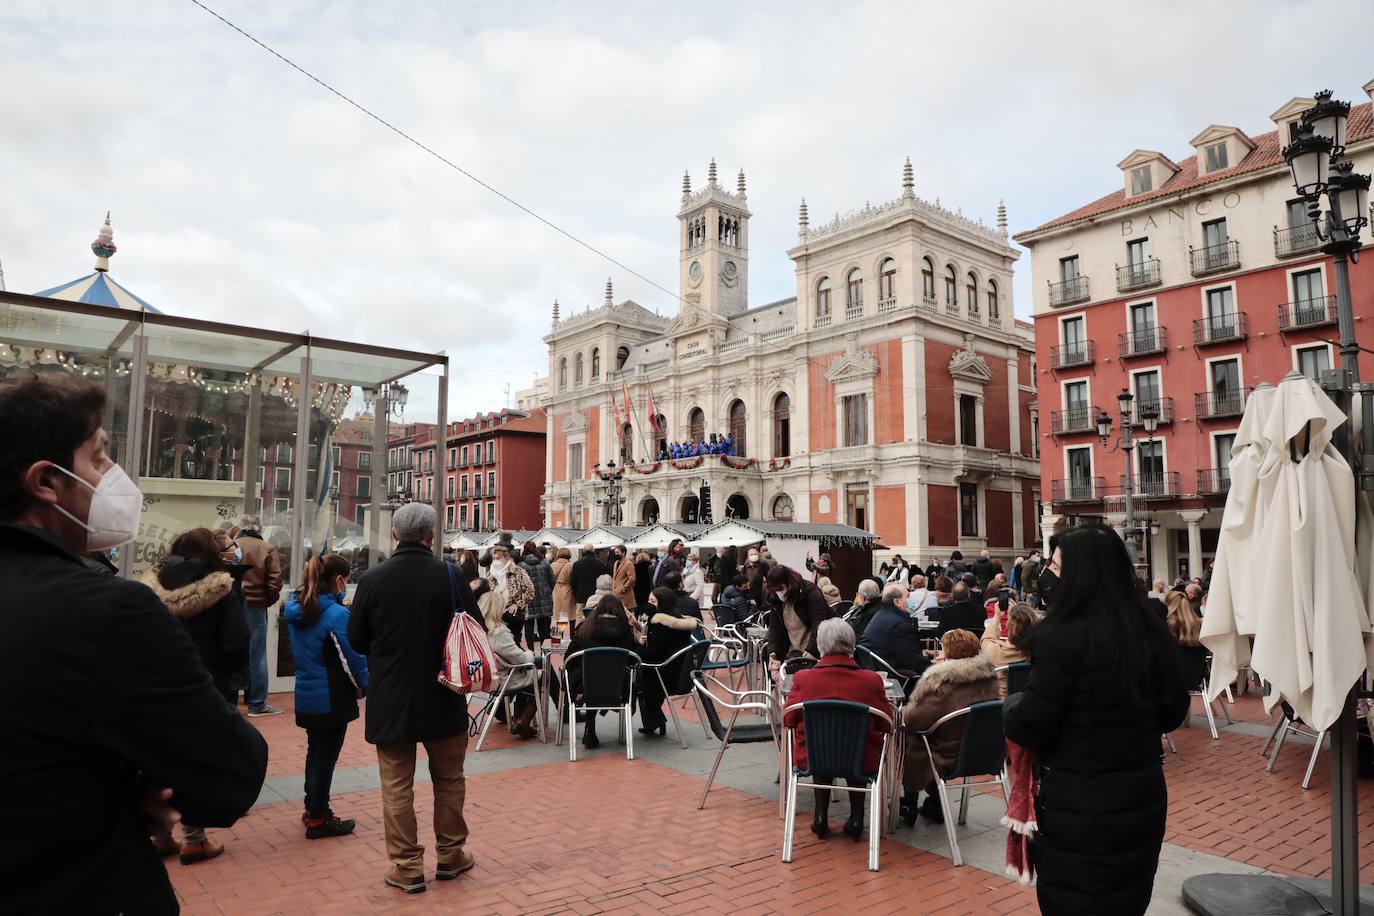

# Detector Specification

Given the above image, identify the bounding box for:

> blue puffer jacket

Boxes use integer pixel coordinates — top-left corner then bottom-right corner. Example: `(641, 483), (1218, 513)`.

(284, 591), (368, 729)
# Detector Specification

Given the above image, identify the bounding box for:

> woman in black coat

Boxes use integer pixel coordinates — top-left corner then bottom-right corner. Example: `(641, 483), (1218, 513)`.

(632, 551), (654, 611)
(1004, 524), (1189, 916)
(764, 564), (838, 671)
(564, 596), (642, 749)
(638, 587), (699, 736)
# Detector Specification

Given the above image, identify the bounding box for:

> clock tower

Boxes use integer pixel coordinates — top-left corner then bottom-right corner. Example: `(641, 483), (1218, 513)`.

(678, 159), (750, 316)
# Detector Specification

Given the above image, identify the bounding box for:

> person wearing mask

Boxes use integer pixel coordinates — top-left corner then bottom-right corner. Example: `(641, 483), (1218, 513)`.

(569, 543), (608, 608)
(743, 545), (769, 606)
(860, 583), (932, 682)
(477, 587), (538, 739)
(487, 545), (534, 645)
(639, 586), (699, 736)
(715, 572), (753, 627)
(936, 582), (985, 636)
(518, 541), (555, 646)
(924, 560), (944, 585)
(284, 553), (367, 839)
(981, 602), (1037, 695)
(664, 569), (703, 620)
(649, 543), (677, 589)
(348, 503), (479, 894)
(478, 529), (515, 568)
(611, 544), (636, 610)
(712, 545), (738, 604)
(886, 555), (910, 587)
(632, 549), (654, 611)
(847, 579), (883, 640)
(682, 551), (706, 604)
(1004, 523), (1189, 916)
(906, 574), (938, 620)
(782, 618), (892, 840)
(0, 372), (267, 914)
(232, 513), (285, 717)
(141, 527), (252, 864)
(564, 596), (642, 749)
(551, 546), (576, 627)
(764, 565), (836, 676)
(901, 628), (1000, 824)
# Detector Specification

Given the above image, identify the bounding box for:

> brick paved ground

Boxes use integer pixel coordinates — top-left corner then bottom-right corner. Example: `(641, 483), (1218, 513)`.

(169, 690), (1374, 914)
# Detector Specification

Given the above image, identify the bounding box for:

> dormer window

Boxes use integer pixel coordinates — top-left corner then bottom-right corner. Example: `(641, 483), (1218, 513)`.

(1131, 166), (1152, 195)
(1118, 150), (1178, 198)
(1205, 142), (1228, 173)
(1190, 126), (1254, 176)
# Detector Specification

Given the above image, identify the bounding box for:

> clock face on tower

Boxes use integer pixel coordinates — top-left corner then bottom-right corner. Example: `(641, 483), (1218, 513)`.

(721, 260), (738, 287)
(688, 260), (703, 288)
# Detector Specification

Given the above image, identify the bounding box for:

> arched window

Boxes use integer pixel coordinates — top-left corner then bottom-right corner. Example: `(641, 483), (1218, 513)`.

(987, 279), (1000, 319)
(590, 347), (600, 380)
(771, 493), (794, 522)
(879, 258), (896, 306)
(679, 494), (700, 524)
(688, 407), (705, 443)
(728, 399), (747, 457)
(616, 345), (630, 370)
(558, 357), (567, 390)
(846, 268), (864, 317)
(574, 353), (584, 386)
(772, 392), (791, 458)
(726, 494), (750, 520)
(815, 276), (832, 321)
(944, 265), (957, 307)
(619, 422), (633, 462)
(921, 257), (935, 302)
(967, 272), (979, 315)
(639, 497), (660, 525)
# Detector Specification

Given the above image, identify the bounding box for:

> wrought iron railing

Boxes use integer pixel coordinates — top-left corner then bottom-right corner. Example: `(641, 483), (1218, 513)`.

(1049, 275), (1090, 306)
(1274, 223), (1320, 258)
(1195, 387), (1250, 419)
(1050, 406), (1096, 435)
(1118, 325), (1168, 357)
(1051, 476), (1106, 503)
(1197, 468), (1231, 496)
(1278, 296), (1337, 330)
(1189, 239), (1241, 276)
(1049, 340), (1094, 369)
(1192, 312), (1248, 345)
(1116, 259), (1162, 292)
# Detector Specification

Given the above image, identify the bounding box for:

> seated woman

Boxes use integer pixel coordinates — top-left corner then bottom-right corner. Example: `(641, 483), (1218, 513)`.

(981, 602), (1037, 696)
(638, 587), (699, 737)
(1166, 590), (1208, 690)
(782, 618), (892, 841)
(817, 576), (842, 608)
(564, 596), (641, 749)
(901, 628), (1000, 824)
(477, 588), (538, 739)
(714, 572), (753, 628)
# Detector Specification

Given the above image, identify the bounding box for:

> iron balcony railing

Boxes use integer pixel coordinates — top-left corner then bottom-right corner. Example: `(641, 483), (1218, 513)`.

(1278, 295), (1338, 331)
(1048, 275), (1090, 307)
(1197, 468), (1231, 496)
(1195, 387), (1250, 420)
(1130, 471), (1179, 499)
(1189, 239), (1241, 276)
(1049, 340), (1094, 369)
(1129, 397), (1173, 426)
(1116, 259), (1162, 292)
(1050, 406), (1097, 435)
(1052, 477), (1107, 503)
(1118, 325), (1168, 358)
(1192, 312), (1248, 345)
(1274, 223), (1321, 258)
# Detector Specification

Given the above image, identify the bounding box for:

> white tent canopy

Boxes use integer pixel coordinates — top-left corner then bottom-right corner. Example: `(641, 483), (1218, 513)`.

(624, 523), (689, 550)
(531, 527), (586, 548)
(581, 525), (647, 549)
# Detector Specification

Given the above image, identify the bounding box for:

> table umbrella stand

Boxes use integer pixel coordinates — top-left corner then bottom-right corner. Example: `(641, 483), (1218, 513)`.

(1186, 88), (1374, 916)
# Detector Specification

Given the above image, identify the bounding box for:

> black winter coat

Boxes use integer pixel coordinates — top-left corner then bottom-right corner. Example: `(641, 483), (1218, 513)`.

(936, 600), (986, 637)
(348, 544), (477, 745)
(766, 580), (837, 660)
(633, 558), (654, 609)
(971, 556), (997, 589)
(564, 614), (642, 699)
(570, 555), (608, 604)
(521, 553), (555, 618)
(142, 556), (249, 698)
(1004, 609), (1189, 916)
(859, 602), (932, 678)
(0, 524), (266, 916)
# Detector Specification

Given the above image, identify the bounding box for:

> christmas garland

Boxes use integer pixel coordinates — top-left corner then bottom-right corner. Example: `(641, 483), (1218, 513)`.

(627, 461), (661, 475)
(670, 456), (704, 470)
(767, 457), (791, 470)
(721, 455), (758, 470)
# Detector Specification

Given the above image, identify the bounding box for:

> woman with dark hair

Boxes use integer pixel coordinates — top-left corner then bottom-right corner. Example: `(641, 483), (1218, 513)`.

(712, 545), (738, 604)
(638, 586), (698, 736)
(519, 540), (555, 646)
(563, 595), (641, 749)
(284, 553), (367, 839)
(764, 564), (836, 676)
(142, 527), (249, 864)
(632, 549), (654, 610)
(1004, 523), (1189, 916)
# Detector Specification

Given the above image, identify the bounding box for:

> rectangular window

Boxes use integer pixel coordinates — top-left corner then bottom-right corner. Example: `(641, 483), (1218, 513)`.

(1064, 380), (1089, 428)
(460, 445), (469, 466)
(256, 465), (264, 484)
(1203, 218), (1229, 250)
(1067, 447), (1093, 497)
(846, 488), (868, 531)
(446, 477), (454, 499)
(1205, 287), (1236, 335)
(959, 483), (979, 537)
(568, 443), (584, 480)
(1297, 345), (1331, 381)
(460, 475), (468, 498)
(331, 470), (340, 492)
(357, 476), (371, 498)
(1127, 237), (1149, 266)
(273, 497), (289, 515)
(1059, 256), (1080, 282)
(842, 394), (869, 447)
(277, 442), (293, 465)
(1137, 439), (1165, 480)
(922, 263), (935, 300)
(358, 451), (371, 470)
(1061, 315), (1085, 362)
(473, 475), (482, 498)
(1133, 370), (1161, 413)
(1211, 358), (1241, 413)
(1292, 268), (1324, 309)
(487, 471), (495, 494)
(487, 502), (496, 528)
(1131, 166), (1152, 194)
(958, 394), (979, 446)
(1205, 142), (1228, 172)
(445, 506), (454, 528)
(1129, 301), (1155, 335)
(307, 444), (319, 468)
(448, 447), (456, 468)
(1214, 433), (1236, 486)
(459, 505), (468, 528)
(486, 441), (495, 463)
(273, 467), (290, 493)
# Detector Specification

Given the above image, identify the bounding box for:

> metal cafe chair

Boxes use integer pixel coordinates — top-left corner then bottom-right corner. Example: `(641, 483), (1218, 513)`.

(1177, 645), (1231, 739)
(639, 639), (712, 749)
(854, 644), (915, 695)
(1005, 661), (1032, 697)
(691, 670), (780, 809)
(1265, 700), (1327, 790)
(473, 661), (544, 752)
(781, 699), (893, 872)
(555, 647), (641, 762)
(915, 699), (1011, 867)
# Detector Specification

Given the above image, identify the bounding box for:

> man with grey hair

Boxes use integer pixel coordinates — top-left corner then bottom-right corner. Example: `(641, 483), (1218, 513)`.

(861, 584), (931, 681)
(233, 513), (283, 716)
(849, 578), (883, 640)
(349, 501), (478, 894)
(570, 542), (608, 606)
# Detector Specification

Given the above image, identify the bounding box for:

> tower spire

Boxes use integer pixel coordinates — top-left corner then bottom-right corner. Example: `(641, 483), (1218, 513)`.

(997, 199), (1008, 238)
(901, 157), (914, 198)
(91, 212), (117, 273)
(798, 198), (809, 236)
(707, 158), (718, 188)
(681, 169), (691, 201)
(604, 278), (614, 307)
(551, 298), (560, 329)
(737, 168), (747, 197)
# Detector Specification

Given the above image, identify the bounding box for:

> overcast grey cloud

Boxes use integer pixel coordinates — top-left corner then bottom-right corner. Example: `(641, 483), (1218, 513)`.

(3, 0), (1372, 419)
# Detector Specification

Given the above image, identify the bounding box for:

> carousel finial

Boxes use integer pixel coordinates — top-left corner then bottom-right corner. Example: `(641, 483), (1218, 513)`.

(92, 212), (117, 272)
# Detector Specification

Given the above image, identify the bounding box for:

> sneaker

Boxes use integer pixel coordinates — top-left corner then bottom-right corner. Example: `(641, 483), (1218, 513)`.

(247, 705), (284, 717)
(179, 839), (225, 865)
(435, 849), (475, 880)
(384, 869), (427, 894)
(305, 815), (356, 839)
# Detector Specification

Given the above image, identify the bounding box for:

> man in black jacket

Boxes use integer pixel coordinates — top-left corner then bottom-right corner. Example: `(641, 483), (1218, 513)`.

(936, 582), (986, 636)
(0, 372), (267, 916)
(569, 542), (608, 605)
(663, 570), (702, 620)
(859, 583), (933, 683)
(349, 501), (479, 895)
(970, 550), (997, 591)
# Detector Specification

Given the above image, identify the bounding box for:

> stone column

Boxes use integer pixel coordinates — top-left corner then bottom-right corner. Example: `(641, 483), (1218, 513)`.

(1039, 509), (1062, 556)
(1179, 509), (1208, 581)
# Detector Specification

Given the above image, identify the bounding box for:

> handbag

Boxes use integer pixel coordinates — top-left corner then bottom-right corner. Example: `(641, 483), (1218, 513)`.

(437, 561), (498, 695)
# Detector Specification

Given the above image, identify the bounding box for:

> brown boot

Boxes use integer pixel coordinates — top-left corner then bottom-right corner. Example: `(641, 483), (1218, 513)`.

(151, 833), (179, 858)
(179, 838), (225, 865)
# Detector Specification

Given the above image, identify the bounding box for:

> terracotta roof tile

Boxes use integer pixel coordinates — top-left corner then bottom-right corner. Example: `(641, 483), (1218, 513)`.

(1016, 102), (1373, 239)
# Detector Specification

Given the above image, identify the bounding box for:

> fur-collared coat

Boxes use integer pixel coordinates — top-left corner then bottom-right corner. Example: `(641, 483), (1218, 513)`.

(901, 654), (1000, 789)
(143, 556), (249, 697)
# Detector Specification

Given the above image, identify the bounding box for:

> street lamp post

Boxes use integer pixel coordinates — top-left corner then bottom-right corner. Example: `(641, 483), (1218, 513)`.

(1096, 389), (1159, 566)
(593, 461), (626, 526)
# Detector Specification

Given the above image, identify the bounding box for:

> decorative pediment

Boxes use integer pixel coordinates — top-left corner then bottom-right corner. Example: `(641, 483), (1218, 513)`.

(1116, 149), (1179, 173)
(949, 334), (993, 384)
(561, 412), (589, 434)
(666, 305), (727, 337)
(825, 345), (879, 382)
(1189, 124), (1255, 153)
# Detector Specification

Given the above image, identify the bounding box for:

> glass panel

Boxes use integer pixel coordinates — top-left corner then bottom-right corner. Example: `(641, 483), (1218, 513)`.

(1138, 441), (1164, 477)
(1134, 371), (1160, 405)
(1059, 257), (1079, 281)
(1298, 347), (1331, 380)
(1206, 288), (1235, 334)
(1127, 238), (1149, 266)
(1293, 270), (1323, 317)
(1068, 448), (1092, 480)
(1065, 381), (1088, 411)
(1203, 219), (1228, 249)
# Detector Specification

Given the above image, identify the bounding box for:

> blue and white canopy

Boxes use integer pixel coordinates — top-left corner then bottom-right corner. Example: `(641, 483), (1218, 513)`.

(34, 214), (160, 313)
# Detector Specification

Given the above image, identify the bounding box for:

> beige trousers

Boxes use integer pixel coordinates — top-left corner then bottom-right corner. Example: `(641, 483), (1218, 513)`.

(376, 732), (469, 877)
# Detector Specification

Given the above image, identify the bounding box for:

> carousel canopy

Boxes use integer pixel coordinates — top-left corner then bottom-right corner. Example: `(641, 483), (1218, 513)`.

(35, 215), (160, 313)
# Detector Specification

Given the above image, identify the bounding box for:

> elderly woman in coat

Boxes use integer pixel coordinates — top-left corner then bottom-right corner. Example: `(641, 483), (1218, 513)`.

(478, 588), (538, 738)
(782, 617), (892, 840)
(551, 547), (576, 629)
(901, 628), (1000, 824)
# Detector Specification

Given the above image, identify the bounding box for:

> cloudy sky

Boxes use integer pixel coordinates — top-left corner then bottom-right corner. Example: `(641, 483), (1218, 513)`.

(3, 1), (1372, 419)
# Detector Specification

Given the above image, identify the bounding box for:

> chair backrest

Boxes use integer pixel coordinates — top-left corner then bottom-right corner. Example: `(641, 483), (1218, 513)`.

(1005, 662), (1031, 696)
(782, 656), (817, 675)
(579, 647), (637, 706)
(854, 644), (900, 680)
(799, 699), (873, 781)
(690, 671), (729, 741)
(947, 699), (1006, 780)
(669, 640), (713, 696)
(1175, 643), (1208, 691)
(833, 600), (854, 616)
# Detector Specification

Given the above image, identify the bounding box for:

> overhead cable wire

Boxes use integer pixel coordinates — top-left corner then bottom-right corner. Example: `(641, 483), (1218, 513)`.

(188, 0), (686, 307)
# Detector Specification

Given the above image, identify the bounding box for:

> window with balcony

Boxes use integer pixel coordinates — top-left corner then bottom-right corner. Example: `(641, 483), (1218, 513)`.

(729, 400), (748, 456)
(619, 422), (633, 462)
(1051, 256), (1088, 305)
(1204, 432), (1237, 494)
(1133, 370), (1162, 422)
(1061, 315), (1087, 364)
(1064, 379), (1089, 431)
(567, 443), (583, 482)
(487, 502), (496, 529)
(966, 273), (978, 316)
(459, 505), (468, 529)
(688, 407), (705, 443)
(842, 394), (868, 447)
(486, 440), (494, 463)
(944, 265), (957, 308)
(359, 451), (371, 470)
(958, 394), (979, 446)
(1121, 300), (1163, 356)
(921, 258), (935, 303)
(446, 506), (454, 529)
(986, 279), (999, 320)
(1067, 446), (1094, 500)
(1193, 219), (1239, 275)
(447, 447), (456, 468)
(959, 483), (979, 537)
(1204, 287), (1238, 340)
(460, 446), (469, 466)
(1296, 344), (1331, 381)
(460, 475), (468, 498)
(1210, 358), (1242, 415)
(276, 442), (293, 465)
(274, 467), (290, 493)
(574, 353), (584, 387)
(357, 476), (370, 498)
(846, 268), (864, 318)
(878, 258), (896, 311)
(1131, 165), (1152, 194)
(473, 475), (482, 498)
(1137, 440), (1166, 495)
(446, 477), (454, 499)
(1284, 268), (1332, 329)
(815, 276), (832, 324)
(487, 471), (495, 495)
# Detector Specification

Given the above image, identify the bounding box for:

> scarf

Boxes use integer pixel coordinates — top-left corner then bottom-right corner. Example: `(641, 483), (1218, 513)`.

(1001, 738), (1037, 884)
(489, 559), (511, 595)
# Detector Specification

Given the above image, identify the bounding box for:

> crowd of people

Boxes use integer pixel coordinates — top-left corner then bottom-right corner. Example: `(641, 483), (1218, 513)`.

(660, 432), (736, 459)
(0, 369), (1208, 915)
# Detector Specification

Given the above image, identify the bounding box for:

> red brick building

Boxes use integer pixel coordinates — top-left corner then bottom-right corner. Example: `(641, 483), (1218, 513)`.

(411, 408), (547, 532)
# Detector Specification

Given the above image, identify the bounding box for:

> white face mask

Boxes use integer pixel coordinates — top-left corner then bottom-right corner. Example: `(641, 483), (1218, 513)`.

(50, 463), (143, 551)
(775, 590), (788, 601)
(492, 558), (508, 572)
(748, 553), (760, 563)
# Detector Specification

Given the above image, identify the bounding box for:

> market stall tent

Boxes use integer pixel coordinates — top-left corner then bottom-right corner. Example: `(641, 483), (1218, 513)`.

(686, 519), (876, 597)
